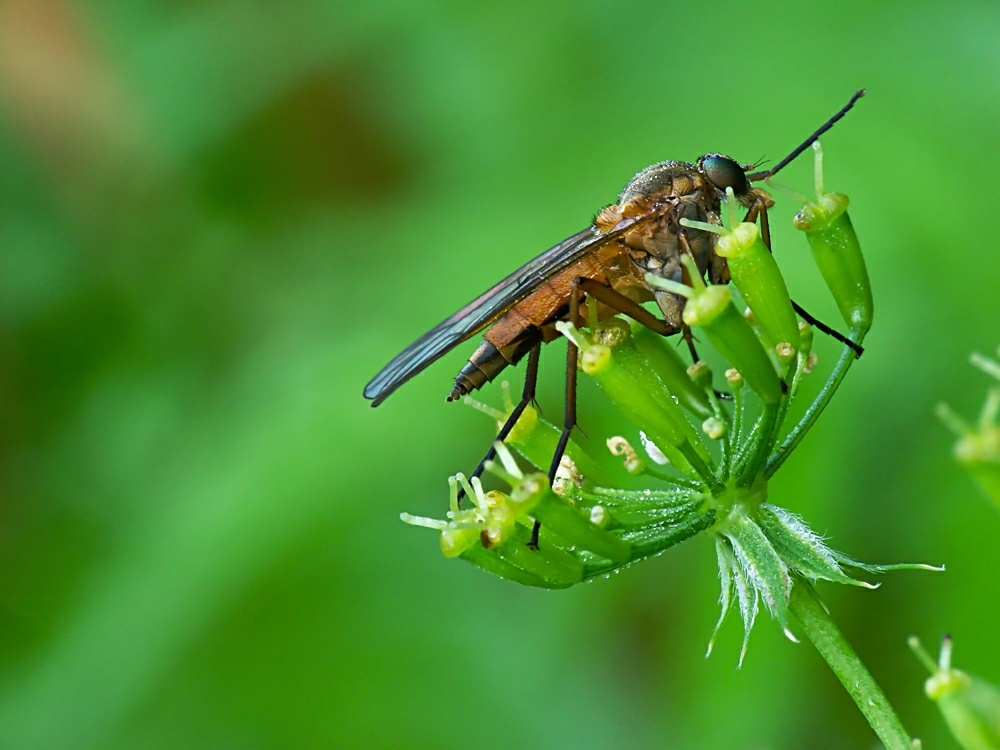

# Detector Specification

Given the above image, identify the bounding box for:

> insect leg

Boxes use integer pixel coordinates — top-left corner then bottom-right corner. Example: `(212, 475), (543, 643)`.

(741, 198), (771, 249)
(531, 284), (584, 549)
(574, 278), (680, 336)
(791, 301), (865, 358)
(547, 326), (578, 495)
(759, 204), (771, 249)
(682, 325), (700, 361)
(457, 343), (542, 507)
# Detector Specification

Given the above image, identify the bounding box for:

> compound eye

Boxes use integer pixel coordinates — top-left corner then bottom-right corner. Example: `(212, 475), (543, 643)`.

(701, 155), (749, 194)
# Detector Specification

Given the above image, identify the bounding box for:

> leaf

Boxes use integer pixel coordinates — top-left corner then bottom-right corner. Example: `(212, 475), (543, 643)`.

(832, 551), (944, 575)
(757, 504), (876, 588)
(725, 540), (759, 668)
(707, 536), (735, 657)
(725, 513), (791, 625)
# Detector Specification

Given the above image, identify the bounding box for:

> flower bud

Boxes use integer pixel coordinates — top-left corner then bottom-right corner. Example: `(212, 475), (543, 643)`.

(580, 342), (612, 374)
(399, 466), (577, 587)
(593, 319), (711, 464)
(687, 360), (713, 389)
(556, 321), (718, 488)
(798, 322), (814, 353)
(646, 259), (783, 404)
(910, 635), (1000, 750)
(775, 342), (796, 365)
(607, 436), (645, 475)
(703, 303), (783, 403)
(439, 526), (480, 558)
(792, 143), (873, 334)
(803, 352), (819, 375)
(562, 324), (685, 451)
(682, 284), (731, 327)
(702, 417), (726, 439)
(640, 431), (670, 465)
(630, 323), (713, 418)
(552, 455), (584, 495)
(685, 189), (800, 351)
(938, 352), (1000, 509)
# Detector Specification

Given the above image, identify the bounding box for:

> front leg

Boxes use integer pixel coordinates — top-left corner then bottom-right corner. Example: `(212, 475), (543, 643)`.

(530, 275), (680, 549)
(574, 277), (681, 337)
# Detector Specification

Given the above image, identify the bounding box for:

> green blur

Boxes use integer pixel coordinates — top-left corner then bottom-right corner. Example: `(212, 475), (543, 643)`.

(0, 2), (998, 748)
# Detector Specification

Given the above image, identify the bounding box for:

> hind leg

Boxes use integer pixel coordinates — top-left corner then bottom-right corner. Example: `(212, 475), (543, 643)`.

(457, 343), (541, 506)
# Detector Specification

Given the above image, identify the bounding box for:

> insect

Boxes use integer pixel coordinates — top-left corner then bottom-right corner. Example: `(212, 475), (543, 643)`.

(365, 91), (865, 531)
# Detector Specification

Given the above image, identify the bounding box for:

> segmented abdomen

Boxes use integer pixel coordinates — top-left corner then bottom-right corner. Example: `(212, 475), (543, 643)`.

(448, 241), (639, 401)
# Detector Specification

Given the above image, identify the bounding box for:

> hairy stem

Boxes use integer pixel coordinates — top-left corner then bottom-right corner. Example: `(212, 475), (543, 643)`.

(581, 511), (715, 579)
(733, 386), (744, 448)
(788, 579), (914, 750)
(734, 402), (780, 485)
(769, 356), (801, 458)
(679, 442), (725, 495)
(765, 329), (867, 478)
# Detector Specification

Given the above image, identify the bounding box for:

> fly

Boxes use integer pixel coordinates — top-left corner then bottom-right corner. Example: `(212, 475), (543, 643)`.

(364, 91), (866, 533)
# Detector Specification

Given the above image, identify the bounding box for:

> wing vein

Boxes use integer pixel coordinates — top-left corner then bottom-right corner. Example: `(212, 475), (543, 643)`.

(363, 208), (663, 405)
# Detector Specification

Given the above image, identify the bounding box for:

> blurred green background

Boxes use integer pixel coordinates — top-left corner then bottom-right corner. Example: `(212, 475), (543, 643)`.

(0, 1), (998, 748)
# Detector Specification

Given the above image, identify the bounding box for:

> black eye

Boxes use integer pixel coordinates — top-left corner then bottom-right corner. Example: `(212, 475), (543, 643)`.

(701, 155), (749, 194)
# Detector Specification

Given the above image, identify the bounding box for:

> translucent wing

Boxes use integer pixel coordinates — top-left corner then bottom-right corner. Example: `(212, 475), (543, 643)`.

(363, 209), (660, 406)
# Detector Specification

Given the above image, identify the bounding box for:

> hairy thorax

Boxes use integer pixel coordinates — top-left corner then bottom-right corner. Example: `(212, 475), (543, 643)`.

(594, 161), (728, 325)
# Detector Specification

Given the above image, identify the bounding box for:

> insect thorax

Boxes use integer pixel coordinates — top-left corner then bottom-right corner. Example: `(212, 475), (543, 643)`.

(591, 160), (728, 328)
(614, 163), (722, 275)
(618, 160), (716, 208)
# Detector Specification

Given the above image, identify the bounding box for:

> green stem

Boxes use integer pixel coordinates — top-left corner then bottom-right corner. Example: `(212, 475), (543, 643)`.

(642, 468), (701, 490)
(788, 580), (914, 750)
(732, 406), (766, 473)
(770, 355), (801, 458)
(733, 386), (744, 448)
(581, 511), (715, 579)
(679, 442), (725, 495)
(735, 402), (780, 486)
(706, 387), (733, 481)
(765, 329), (867, 478)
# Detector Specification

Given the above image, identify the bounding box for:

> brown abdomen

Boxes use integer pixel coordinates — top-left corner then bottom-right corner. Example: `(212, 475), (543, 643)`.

(448, 327), (543, 401)
(448, 241), (639, 401)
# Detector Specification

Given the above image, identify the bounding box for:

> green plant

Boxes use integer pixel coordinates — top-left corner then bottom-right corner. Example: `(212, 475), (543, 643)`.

(913, 350), (1000, 749)
(938, 348), (1000, 508)
(911, 636), (1000, 750)
(402, 143), (937, 750)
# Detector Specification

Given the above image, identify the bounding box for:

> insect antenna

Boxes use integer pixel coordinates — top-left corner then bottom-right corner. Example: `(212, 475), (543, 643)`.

(747, 90), (865, 182)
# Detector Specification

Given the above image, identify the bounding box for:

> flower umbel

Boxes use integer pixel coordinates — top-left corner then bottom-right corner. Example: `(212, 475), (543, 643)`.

(401, 143), (937, 750)
(402, 142), (935, 653)
(938, 346), (1000, 508)
(910, 635), (1000, 750)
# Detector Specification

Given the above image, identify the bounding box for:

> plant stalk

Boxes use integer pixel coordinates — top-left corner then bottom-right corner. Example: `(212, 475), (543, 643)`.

(788, 579), (914, 750)
(736, 402), (780, 486)
(765, 330), (867, 478)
